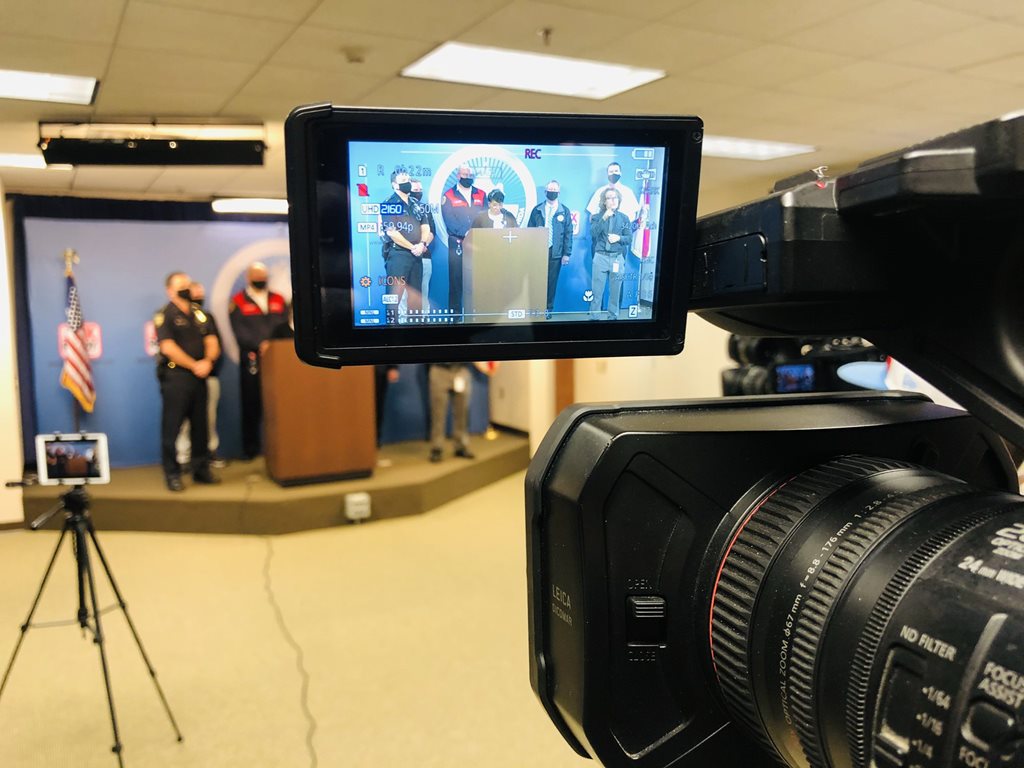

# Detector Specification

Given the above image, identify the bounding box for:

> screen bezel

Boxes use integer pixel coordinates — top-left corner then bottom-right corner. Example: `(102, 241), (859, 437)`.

(286, 105), (703, 367)
(35, 433), (110, 486)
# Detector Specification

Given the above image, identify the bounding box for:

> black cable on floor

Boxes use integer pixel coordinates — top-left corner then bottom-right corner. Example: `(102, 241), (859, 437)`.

(262, 536), (319, 768)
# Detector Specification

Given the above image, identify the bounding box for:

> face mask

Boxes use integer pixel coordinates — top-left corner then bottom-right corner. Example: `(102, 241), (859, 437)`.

(176, 288), (192, 300)
(397, 181), (412, 194)
(546, 191), (559, 201)
(458, 177), (474, 188)
(608, 173), (621, 184)
(410, 191), (423, 201)
(251, 280), (268, 290)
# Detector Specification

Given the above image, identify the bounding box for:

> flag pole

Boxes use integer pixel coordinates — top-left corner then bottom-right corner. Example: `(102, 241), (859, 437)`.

(64, 248), (81, 432)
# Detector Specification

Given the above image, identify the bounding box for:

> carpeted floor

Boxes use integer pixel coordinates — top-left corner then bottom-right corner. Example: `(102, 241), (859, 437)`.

(0, 471), (585, 768)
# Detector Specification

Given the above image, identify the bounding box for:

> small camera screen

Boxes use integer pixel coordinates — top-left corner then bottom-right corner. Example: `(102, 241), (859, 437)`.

(43, 439), (101, 480)
(345, 140), (667, 328)
(775, 363), (816, 393)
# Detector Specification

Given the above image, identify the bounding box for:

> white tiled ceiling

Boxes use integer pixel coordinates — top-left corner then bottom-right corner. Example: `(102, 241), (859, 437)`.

(0, 0), (1021, 207)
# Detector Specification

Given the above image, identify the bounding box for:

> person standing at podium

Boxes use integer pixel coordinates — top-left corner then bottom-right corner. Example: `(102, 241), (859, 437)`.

(441, 164), (487, 317)
(527, 180), (573, 319)
(589, 187), (632, 319)
(471, 189), (518, 230)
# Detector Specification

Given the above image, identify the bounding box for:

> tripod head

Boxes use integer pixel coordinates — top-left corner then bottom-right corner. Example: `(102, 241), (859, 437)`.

(30, 485), (91, 530)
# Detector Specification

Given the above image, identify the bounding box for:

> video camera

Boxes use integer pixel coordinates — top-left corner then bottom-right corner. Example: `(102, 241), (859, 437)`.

(286, 107), (1024, 768)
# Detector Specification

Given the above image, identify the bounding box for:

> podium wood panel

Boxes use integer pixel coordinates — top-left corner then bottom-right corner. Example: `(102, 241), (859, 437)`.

(261, 340), (376, 485)
(463, 228), (548, 316)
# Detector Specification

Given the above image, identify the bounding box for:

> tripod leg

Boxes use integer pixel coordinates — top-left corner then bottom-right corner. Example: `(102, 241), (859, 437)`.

(79, 523), (125, 768)
(0, 525), (69, 703)
(87, 524), (184, 743)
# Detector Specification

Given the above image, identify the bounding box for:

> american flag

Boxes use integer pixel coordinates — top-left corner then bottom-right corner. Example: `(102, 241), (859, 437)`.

(60, 272), (95, 413)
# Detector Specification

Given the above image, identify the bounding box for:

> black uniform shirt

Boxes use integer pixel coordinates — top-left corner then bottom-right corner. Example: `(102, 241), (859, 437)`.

(380, 192), (429, 253)
(154, 301), (213, 369)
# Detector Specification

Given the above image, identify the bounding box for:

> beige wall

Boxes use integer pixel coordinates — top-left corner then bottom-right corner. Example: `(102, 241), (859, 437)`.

(489, 359), (555, 454)
(1, 185), (24, 523)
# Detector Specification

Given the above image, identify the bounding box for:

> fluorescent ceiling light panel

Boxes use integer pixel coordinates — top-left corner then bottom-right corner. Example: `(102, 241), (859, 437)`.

(402, 42), (663, 100)
(0, 69), (97, 105)
(212, 198), (288, 215)
(0, 153), (72, 170)
(702, 135), (816, 161)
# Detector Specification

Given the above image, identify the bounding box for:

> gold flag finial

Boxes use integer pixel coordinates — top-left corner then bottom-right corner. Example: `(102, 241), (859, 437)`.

(63, 248), (79, 276)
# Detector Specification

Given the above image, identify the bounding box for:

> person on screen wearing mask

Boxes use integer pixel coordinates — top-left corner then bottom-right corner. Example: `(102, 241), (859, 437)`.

(229, 262), (287, 460)
(470, 189), (518, 230)
(441, 164), (487, 317)
(585, 162), (640, 220)
(527, 180), (573, 319)
(398, 178), (436, 315)
(156, 271), (220, 491)
(380, 170), (430, 323)
(589, 187), (632, 320)
(175, 282), (226, 470)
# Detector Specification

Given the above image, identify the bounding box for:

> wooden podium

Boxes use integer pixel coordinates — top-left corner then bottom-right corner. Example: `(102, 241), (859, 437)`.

(261, 340), (376, 486)
(463, 227), (549, 317)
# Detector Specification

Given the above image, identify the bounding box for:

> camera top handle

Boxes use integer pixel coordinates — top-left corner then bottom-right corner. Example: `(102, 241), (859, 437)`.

(692, 112), (1024, 448)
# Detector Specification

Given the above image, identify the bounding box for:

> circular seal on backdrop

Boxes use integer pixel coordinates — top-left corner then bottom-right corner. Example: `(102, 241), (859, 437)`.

(210, 237), (291, 364)
(428, 145), (537, 242)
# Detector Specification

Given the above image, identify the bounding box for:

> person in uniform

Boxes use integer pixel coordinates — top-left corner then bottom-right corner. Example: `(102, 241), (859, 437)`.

(527, 180), (573, 319)
(440, 164), (487, 317)
(428, 363), (476, 463)
(380, 171), (430, 323)
(589, 187), (633, 319)
(470, 189), (518, 230)
(155, 271), (220, 491)
(229, 262), (287, 459)
(585, 162), (640, 220)
(175, 282), (226, 469)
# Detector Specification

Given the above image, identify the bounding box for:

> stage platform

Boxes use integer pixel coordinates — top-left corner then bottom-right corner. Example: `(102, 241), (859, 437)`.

(21, 433), (530, 535)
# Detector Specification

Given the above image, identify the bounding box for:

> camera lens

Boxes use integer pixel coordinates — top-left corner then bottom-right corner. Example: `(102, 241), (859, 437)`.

(710, 455), (1024, 768)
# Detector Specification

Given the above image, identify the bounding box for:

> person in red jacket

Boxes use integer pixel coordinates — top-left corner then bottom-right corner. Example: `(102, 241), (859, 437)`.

(228, 262), (287, 459)
(440, 164), (487, 318)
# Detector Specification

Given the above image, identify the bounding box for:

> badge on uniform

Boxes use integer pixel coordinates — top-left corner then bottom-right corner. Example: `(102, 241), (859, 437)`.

(154, 311), (164, 327)
(557, 215), (564, 222)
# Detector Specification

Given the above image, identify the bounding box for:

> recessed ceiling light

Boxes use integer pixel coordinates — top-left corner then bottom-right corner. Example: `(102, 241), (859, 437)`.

(212, 198), (288, 215)
(702, 135), (816, 161)
(0, 153), (72, 170)
(0, 69), (97, 105)
(402, 42), (664, 100)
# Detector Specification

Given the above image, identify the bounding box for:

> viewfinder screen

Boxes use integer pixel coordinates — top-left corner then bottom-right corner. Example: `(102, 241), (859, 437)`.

(346, 140), (668, 328)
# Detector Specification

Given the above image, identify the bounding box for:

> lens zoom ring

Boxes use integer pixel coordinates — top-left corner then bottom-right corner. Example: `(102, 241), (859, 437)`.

(787, 484), (968, 768)
(845, 501), (1005, 768)
(712, 455), (911, 751)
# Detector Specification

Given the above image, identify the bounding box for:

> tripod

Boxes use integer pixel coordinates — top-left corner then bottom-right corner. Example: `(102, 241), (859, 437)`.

(0, 486), (183, 766)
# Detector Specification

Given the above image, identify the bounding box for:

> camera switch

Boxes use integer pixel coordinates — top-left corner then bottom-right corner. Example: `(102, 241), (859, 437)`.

(626, 595), (666, 647)
(962, 700), (1017, 752)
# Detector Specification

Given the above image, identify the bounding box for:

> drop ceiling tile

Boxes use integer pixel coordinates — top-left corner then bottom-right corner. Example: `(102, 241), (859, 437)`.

(0, 101), (93, 123)
(0, 0), (125, 45)
(780, 60), (934, 100)
(0, 34), (110, 79)
(355, 78), (497, 110)
(145, 0), (321, 23)
(455, 1), (634, 56)
(469, 90), (619, 114)
(71, 166), (166, 193)
(147, 167), (245, 195)
(118, 1), (294, 63)
(583, 27), (759, 73)
(877, 21), (1024, 70)
(271, 26), (435, 77)
(662, 0), (857, 41)
(545, 0), (698, 21)
(93, 49), (252, 116)
(308, 0), (506, 41)
(865, 73), (1024, 118)
(781, 0), (984, 56)
(961, 55), (1024, 85)
(220, 65), (385, 119)
(688, 45), (856, 89)
(0, 167), (75, 192)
